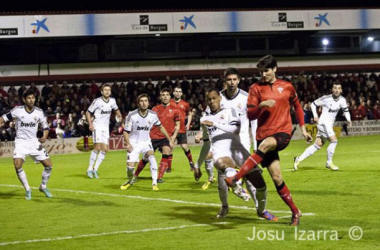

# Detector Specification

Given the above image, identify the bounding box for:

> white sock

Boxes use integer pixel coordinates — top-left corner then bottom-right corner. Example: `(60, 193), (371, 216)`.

(88, 150), (99, 171)
(148, 155), (158, 185)
(205, 159), (214, 179)
(93, 151), (106, 171)
(127, 167), (135, 182)
(225, 167), (242, 185)
(327, 141), (338, 164)
(16, 168), (30, 191)
(245, 179), (259, 210)
(299, 144), (321, 162)
(217, 171), (228, 207)
(254, 186), (267, 214)
(40, 166), (52, 189)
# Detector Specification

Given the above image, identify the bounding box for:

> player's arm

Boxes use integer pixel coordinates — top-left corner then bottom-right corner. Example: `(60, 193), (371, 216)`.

(158, 125), (174, 149)
(172, 120), (180, 141)
(123, 130), (133, 153)
(114, 109), (123, 123)
(185, 107), (193, 130)
(39, 117), (50, 143)
(342, 101), (352, 127)
(310, 102), (319, 123)
(85, 111), (94, 132)
(293, 97), (312, 143)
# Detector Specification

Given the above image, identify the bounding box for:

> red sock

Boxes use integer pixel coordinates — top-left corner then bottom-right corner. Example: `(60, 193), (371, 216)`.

(185, 150), (193, 163)
(84, 136), (88, 149)
(235, 150), (265, 180)
(168, 154), (173, 170)
(134, 159), (148, 177)
(157, 155), (169, 179)
(276, 182), (299, 214)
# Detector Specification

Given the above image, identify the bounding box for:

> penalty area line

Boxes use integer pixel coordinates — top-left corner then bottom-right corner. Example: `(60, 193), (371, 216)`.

(0, 222), (228, 246)
(0, 184), (316, 216)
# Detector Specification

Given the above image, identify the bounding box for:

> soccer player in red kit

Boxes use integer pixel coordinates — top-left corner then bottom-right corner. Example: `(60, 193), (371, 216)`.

(169, 86), (194, 172)
(134, 88), (180, 183)
(225, 55), (312, 226)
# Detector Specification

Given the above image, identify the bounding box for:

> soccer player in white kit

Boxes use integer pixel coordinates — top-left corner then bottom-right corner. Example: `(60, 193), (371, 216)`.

(294, 82), (352, 171)
(0, 89), (53, 200)
(195, 68), (258, 191)
(120, 94), (173, 191)
(86, 84), (122, 178)
(200, 87), (277, 220)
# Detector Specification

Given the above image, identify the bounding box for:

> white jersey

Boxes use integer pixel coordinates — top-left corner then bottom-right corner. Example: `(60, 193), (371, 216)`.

(202, 108), (241, 150)
(2, 106), (49, 143)
(124, 109), (161, 143)
(87, 97), (118, 131)
(312, 94), (351, 126)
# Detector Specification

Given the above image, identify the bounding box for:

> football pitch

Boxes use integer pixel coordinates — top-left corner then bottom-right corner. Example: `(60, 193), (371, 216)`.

(0, 135), (379, 250)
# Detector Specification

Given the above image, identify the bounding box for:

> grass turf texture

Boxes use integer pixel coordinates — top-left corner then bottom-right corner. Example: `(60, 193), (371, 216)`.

(0, 135), (379, 250)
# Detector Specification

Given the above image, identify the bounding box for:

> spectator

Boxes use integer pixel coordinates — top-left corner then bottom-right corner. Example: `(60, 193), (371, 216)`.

(6, 121), (16, 141)
(61, 81), (71, 96)
(41, 82), (52, 98)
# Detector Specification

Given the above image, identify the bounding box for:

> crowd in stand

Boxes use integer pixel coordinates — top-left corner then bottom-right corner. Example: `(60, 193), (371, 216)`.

(1, 70), (380, 142)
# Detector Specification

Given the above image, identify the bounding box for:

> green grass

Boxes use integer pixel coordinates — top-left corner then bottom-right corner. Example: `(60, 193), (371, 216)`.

(1, 135), (379, 250)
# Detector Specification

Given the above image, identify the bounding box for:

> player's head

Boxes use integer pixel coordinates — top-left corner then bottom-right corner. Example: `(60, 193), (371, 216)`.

(22, 89), (36, 108)
(137, 94), (149, 111)
(257, 55), (277, 83)
(160, 88), (171, 105)
(101, 84), (112, 98)
(332, 82), (343, 98)
(224, 68), (240, 94)
(206, 87), (222, 112)
(173, 86), (183, 100)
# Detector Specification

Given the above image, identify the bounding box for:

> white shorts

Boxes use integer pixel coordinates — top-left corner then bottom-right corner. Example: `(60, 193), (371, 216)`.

(92, 129), (109, 145)
(239, 133), (251, 153)
(127, 140), (153, 163)
(316, 123), (335, 138)
(212, 145), (260, 171)
(13, 140), (49, 162)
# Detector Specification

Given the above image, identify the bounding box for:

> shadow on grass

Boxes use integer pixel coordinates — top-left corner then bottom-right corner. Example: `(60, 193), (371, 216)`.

(0, 190), (19, 199)
(161, 205), (287, 231)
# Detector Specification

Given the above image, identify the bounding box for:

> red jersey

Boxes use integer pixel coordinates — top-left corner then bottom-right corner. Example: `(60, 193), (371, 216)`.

(170, 99), (190, 133)
(247, 79), (303, 140)
(150, 103), (181, 139)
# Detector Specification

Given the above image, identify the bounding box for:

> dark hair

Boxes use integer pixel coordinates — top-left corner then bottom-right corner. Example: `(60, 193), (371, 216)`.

(332, 82), (342, 88)
(257, 55), (278, 69)
(137, 93), (149, 104)
(223, 67), (240, 78)
(101, 83), (111, 91)
(206, 87), (220, 96)
(22, 88), (36, 99)
(160, 88), (171, 94)
(174, 86), (182, 91)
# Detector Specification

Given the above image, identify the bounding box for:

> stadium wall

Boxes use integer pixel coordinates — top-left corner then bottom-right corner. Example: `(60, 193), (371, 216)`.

(1, 56), (380, 85)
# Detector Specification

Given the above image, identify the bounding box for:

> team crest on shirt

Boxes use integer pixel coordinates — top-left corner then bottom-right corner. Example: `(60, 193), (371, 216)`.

(278, 87), (284, 93)
(180, 104), (184, 109)
(148, 119), (151, 124)
(169, 109), (173, 113)
(220, 114), (225, 120)
(238, 103), (242, 109)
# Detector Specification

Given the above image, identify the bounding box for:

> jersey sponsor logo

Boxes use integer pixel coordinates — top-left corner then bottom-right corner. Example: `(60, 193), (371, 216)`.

(328, 108), (340, 113)
(100, 110), (112, 115)
(206, 126), (218, 133)
(20, 121), (37, 127)
(137, 126), (150, 131)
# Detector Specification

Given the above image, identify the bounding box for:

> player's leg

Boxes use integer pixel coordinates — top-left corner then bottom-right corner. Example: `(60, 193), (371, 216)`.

(121, 144), (140, 190)
(87, 142), (101, 178)
(92, 143), (109, 178)
(202, 153), (215, 190)
(251, 120), (258, 151)
(13, 157), (31, 200)
(194, 138), (211, 181)
(225, 137), (276, 186)
(157, 145), (170, 182)
(245, 170), (277, 221)
(216, 169), (229, 218)
(215, 157), (250, 202)
(294, 137), (324, 170)
(326, 134), (339, 170)
(39, 158), (53, 198)
(267, 160), (301, 226)
(144, 150), (159, 190)
(178, 133), (194, 170)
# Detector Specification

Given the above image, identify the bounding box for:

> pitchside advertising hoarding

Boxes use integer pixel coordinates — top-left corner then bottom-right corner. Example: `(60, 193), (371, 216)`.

(0, 9), (379, 39)
(1, 122), (379, 158)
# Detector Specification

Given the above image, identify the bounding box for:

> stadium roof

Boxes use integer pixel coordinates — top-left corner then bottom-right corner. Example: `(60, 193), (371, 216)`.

(0, 1), (378, 14)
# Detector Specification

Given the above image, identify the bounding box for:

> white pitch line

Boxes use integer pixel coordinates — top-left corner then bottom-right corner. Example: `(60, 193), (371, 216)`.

(0, 184), (315, 216)
(0, 222), (227, 247)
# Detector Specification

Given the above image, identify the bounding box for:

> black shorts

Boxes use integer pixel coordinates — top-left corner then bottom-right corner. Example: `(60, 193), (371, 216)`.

(176, 133), (188, 144)
(257, 132), (291, 168)
(151, 138), (170, 152)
